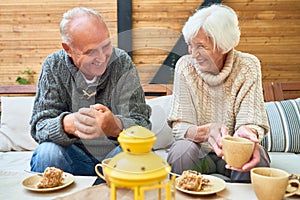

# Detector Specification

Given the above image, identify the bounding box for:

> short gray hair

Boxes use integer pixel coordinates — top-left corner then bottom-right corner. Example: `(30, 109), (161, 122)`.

(182, 4), (240, 54)
(60, 7), (103, 45)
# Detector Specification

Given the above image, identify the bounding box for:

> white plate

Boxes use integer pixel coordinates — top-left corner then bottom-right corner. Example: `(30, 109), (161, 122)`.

(22, 172), (74, 192)
(175, 174), (226, 195)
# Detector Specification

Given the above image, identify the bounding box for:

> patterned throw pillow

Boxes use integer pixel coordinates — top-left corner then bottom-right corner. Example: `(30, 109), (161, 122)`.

(260, 98), (300, 153)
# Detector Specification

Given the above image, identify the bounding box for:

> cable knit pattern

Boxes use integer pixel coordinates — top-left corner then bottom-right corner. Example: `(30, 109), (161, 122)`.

(168, 49), (269, 142)
(30, 47), (151, 158)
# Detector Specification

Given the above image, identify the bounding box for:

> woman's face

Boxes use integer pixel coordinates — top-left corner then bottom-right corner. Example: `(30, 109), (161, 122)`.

(188, 29), (225, 74)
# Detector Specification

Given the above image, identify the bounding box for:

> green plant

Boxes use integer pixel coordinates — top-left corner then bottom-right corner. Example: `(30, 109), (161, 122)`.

(16, 69), (35, 85)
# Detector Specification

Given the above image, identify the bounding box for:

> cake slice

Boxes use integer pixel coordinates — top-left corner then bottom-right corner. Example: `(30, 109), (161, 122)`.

(37, 167), (63, 188)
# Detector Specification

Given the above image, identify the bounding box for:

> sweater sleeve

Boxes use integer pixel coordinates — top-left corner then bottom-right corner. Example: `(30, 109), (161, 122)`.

(30, 55), (78, 146)
(111, 61), (152, 130)
(168, 57), (197, 140)
(233, 54), (270, 141)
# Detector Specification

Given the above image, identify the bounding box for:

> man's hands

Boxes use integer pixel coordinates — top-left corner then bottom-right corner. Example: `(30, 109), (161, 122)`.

(63, 104), (123, 139)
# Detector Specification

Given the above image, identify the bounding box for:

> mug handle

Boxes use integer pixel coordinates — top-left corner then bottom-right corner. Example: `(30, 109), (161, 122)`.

(95, 163), (106, 181)
(284, 179), (300, 198)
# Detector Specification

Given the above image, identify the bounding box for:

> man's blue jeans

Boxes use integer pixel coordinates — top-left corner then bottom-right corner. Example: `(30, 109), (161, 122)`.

(30, 142), (122, 177)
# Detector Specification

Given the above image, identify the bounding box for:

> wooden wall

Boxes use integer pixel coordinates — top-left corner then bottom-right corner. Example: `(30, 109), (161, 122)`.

(132, 0), (200, 83)
(0, 0), (117, 85)
(133, 0), (300, 83)
(226, 0), (300, 82)
(0, 0), (299, 86)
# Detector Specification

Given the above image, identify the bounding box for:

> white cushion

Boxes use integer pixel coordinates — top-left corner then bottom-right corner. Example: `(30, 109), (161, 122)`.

(0, 97), (38, 151)
(0, 95), (174, 152)
(146, 95), (174, 150)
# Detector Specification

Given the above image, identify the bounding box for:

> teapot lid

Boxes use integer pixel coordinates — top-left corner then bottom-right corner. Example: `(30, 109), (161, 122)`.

(119, 126), (155, 139)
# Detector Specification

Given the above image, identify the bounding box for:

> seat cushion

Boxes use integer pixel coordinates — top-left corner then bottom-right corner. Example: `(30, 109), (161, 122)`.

(269, 152), (300, 174)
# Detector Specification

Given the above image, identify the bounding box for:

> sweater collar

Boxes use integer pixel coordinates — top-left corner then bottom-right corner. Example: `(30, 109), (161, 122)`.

(197, 49), (234, 86)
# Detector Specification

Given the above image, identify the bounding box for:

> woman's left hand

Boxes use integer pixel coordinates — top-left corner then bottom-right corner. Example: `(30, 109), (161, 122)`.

(226, 126), (260, 172)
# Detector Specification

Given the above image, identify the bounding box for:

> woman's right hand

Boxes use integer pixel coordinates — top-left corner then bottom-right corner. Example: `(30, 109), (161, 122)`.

(207, 123), (229, 157)
(185, 123), (229, 155)
(185, 123), (211, 143)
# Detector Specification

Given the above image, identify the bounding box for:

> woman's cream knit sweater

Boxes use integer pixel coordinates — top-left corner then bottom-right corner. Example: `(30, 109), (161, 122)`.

(168, 49), (269, 142)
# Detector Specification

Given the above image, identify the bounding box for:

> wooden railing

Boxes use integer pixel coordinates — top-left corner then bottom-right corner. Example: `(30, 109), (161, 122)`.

(0, 82), (299, 111)
(142, 84), (173, 99)
(0, 85), (37, 95)
(263, 82), (300, 102)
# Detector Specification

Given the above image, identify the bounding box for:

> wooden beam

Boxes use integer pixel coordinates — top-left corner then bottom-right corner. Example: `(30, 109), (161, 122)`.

(0, 85), (37, 95)
(117, 0), (132, 57)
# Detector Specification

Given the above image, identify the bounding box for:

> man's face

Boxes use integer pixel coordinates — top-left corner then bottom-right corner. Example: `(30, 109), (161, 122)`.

(63, 16), (113, 80)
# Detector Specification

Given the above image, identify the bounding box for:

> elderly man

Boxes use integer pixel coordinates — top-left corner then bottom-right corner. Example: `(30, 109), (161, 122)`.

(30, 7), (151, 176)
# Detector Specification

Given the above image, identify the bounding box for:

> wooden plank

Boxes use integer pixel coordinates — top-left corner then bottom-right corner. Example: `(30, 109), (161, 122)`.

(132, 2), (200, 12)
(239, 28), (300, 37)
(0, 3), (116, 9)
(0, 14), (116, 22)
(262, 71), (298, 79)
(262, 81), (300, 102)
(257, 54), (299, 64)
(133, 55), (167, 65)
(272, 82), (300, 101)
(133, 21), (185, 30)
(0, 85), (37, 95)
(272, 82), (284, 101)
(132, 11), (192, 21)
(136, 64), (161, 84)
(0, 0), (113, 4)
(236, 10), (300, 20)
(239, 36), (300, 44)
(239, 19), (300, 27)
(262, 82), (275, 102)
(237, 45), (300, 54)
(142, 83), (173, 99)
(226, 1), (300, 11)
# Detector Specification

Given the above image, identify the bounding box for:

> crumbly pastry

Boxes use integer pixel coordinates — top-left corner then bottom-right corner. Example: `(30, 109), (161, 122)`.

(289, 174), (300, 181)
(37, 167), (63, 188)
(289, 174), (300, 187)
(176, 170), (210, 191)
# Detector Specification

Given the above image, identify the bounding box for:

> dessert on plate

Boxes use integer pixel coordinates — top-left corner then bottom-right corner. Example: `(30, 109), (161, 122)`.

(176, 170), (210, 192)
(37, 166), (64, 188)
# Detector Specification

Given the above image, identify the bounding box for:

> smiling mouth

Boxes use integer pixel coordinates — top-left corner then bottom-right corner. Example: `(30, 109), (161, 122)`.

(92, 62), (103, 66)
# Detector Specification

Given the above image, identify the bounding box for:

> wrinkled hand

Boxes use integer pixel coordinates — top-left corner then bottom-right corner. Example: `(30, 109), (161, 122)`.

(207, 123), (229, 157)
(225, 126), (260, 172)
(72, 104), (123, 140)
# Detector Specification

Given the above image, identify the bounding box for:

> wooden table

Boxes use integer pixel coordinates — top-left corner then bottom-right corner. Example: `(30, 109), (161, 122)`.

(55, 181), (300, 200)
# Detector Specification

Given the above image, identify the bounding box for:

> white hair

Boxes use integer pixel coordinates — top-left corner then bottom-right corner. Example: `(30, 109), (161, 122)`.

(60, 7), (103, 45)
(182, 4), (240, 53)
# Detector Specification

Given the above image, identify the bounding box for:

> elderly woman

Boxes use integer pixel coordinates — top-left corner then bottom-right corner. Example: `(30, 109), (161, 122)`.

(167, 4), (270, 182)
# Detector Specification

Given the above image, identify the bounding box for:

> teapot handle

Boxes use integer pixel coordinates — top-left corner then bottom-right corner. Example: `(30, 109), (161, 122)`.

(95, 163), (106, 181)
